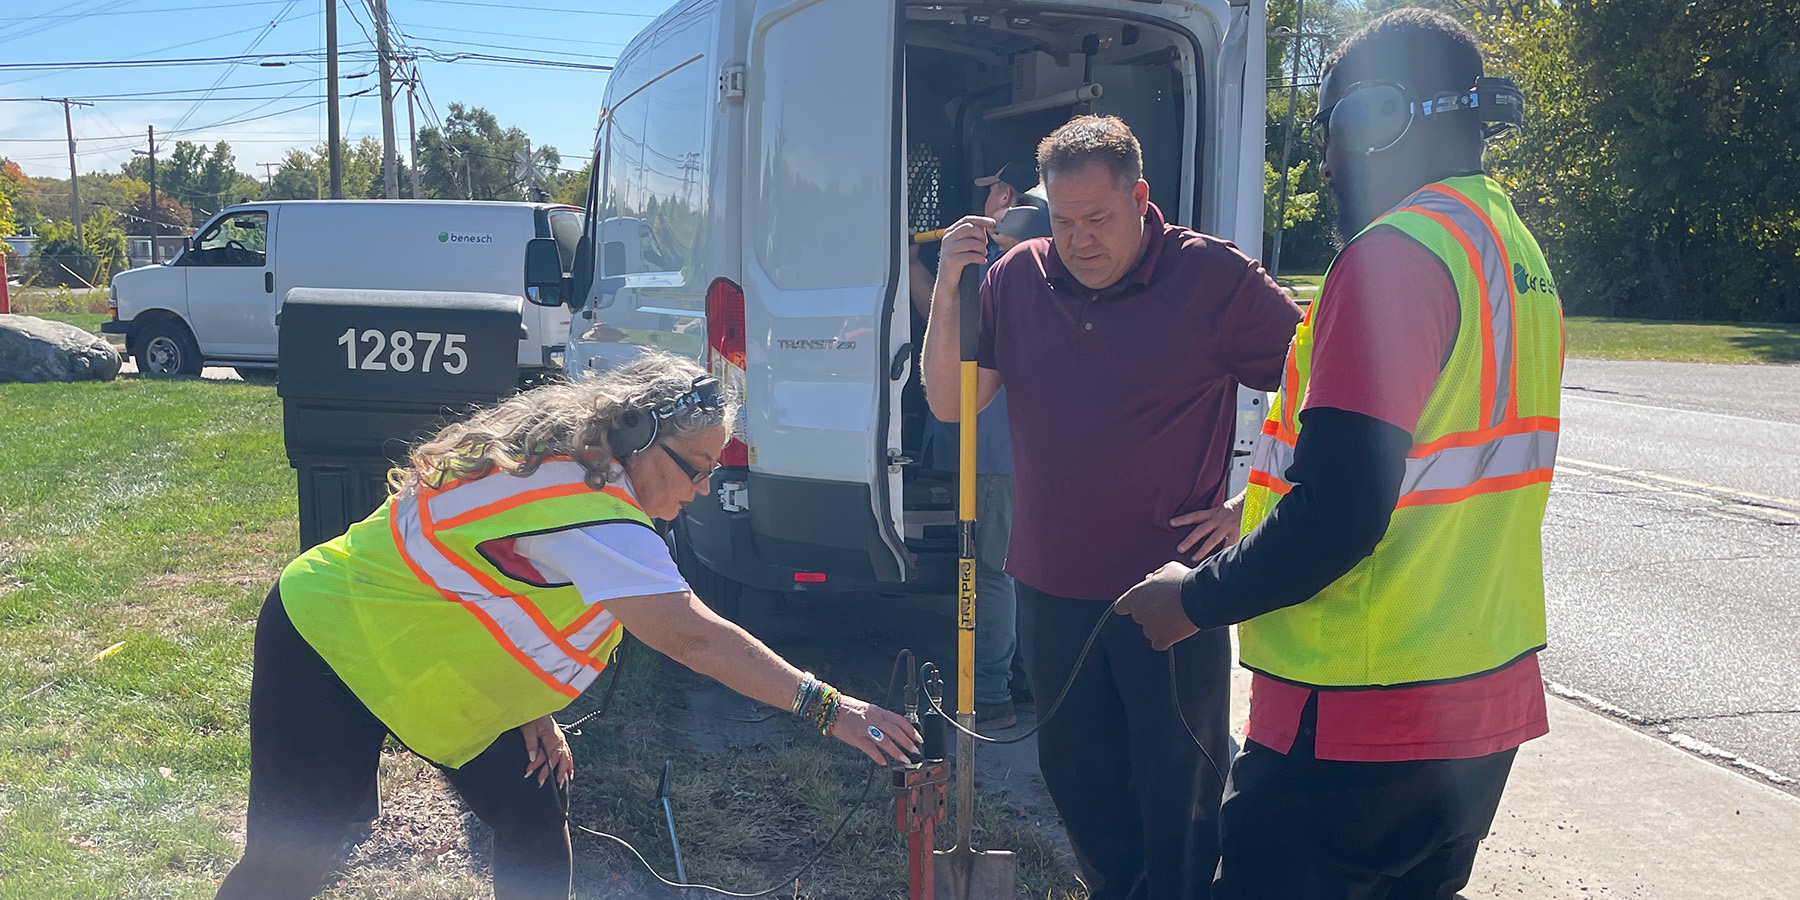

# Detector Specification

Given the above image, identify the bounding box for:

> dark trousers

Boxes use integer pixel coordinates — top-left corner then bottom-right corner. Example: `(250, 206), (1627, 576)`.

(1017, 581), (1232, 900)
(1213, 695), (1517, 900)
(217, 588), (573, 900)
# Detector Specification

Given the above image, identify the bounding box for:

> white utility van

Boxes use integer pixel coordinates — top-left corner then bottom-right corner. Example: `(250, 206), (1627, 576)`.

(544, 0), (1269, 610)
(105, 200), (581, 379)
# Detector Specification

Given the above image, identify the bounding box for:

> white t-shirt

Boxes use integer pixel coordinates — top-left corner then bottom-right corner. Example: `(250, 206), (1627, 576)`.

(508, 473), (690, 605)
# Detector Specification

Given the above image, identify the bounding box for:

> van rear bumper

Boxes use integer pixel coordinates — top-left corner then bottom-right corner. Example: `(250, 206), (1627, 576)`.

(681, 470), (953, 594)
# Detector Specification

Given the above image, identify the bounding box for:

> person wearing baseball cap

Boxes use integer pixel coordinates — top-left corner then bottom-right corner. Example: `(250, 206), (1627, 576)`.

(906, 160), (1050, 732)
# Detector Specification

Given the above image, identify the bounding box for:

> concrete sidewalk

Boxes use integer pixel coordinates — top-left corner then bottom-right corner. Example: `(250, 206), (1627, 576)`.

(1221, 663), (1800, 899)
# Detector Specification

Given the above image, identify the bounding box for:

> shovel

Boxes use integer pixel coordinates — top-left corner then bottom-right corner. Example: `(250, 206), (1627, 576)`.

(932, 262), (1017, 899)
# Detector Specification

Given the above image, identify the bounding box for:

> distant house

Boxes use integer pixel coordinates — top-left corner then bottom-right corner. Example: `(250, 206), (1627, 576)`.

(127, 235), (187, 268)
(4, 235), (33, 258)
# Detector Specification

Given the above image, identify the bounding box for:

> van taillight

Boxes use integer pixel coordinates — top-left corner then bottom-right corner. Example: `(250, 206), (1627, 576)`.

(706, 278), (750, 467)
(706, 278), (747, 368)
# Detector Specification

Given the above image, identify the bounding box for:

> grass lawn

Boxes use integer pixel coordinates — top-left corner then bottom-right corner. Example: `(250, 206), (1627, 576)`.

(0, 378), (292, 899)
(1565, 315), (1800, 365)
(0, 377), (1076, 899)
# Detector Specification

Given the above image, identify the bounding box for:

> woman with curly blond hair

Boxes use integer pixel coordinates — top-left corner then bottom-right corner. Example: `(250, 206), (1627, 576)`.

(218, 352), (917, 900)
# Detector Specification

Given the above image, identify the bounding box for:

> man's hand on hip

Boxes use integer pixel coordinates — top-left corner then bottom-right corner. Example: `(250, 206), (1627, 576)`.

(1115, 562), (1199, 652)
(1172, 489), (1246, 563)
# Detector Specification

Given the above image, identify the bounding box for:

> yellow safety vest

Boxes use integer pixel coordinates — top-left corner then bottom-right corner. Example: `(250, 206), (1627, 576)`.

(280, 459), (644, 766)
(1239, 175), (1564, 688)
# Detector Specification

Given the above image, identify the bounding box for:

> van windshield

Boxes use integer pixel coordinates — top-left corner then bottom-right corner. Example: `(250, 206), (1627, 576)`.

(190, 210), (269, 267)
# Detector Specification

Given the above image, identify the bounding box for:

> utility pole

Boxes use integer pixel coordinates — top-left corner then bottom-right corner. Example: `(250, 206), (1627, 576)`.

(1269, 0), (1306, 279)
(258, 162), (279, 187)
(45, 98), (94, 245)
(326, 0), (343, 198)
(146, 126), (158, 262)
(405, 76), (420, 199)
(373, 0), (400, 199)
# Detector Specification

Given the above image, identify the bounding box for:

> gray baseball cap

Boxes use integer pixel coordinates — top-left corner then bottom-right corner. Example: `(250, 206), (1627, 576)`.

(974, 160), (1038, 195)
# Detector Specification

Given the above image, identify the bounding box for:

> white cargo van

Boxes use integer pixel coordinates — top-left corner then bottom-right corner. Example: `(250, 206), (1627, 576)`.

(545, 0), (1269, 609)
(105, 200), (580, 379)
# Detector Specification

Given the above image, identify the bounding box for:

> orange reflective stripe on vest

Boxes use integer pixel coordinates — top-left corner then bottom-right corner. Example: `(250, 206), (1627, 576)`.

(391, 461), (634, 697)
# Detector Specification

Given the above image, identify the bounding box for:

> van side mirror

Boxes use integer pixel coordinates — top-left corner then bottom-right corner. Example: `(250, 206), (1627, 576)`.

(523, 237), (569, 308)
(595, 275), (629, 308)
(570, 234), (594, 310)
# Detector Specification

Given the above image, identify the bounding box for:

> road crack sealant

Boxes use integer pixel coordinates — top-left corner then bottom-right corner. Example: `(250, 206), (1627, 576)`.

(1547, 682), (1799, 787)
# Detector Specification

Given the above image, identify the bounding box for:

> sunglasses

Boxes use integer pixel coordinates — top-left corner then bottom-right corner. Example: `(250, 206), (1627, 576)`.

(660, 443), (719, 487)
(1308, 106), (1335, 153)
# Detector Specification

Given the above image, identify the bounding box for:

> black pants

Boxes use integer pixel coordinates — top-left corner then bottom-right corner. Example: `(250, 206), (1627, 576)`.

(1212, 695), (1517, 900)
(1017, 581), (1232, 900)
(217, 588), (573, 900)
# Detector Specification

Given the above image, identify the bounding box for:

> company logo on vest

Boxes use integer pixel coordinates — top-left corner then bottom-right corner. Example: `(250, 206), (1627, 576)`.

(1513, 262), (1554, 295)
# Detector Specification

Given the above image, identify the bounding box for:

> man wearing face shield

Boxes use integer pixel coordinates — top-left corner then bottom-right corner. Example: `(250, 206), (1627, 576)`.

(1112, 8), (1564, 899)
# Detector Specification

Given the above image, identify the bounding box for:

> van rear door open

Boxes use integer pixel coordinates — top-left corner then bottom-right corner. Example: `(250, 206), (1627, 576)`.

(742, 0), (911, 582)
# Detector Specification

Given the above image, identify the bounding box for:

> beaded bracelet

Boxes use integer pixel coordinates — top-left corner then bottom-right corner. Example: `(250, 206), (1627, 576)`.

(808, 685), (841, 736)
(791, 672), (817, 715)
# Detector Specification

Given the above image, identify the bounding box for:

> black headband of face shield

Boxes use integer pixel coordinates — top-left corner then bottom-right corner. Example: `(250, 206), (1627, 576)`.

(1425, 76), (1525, 138)
(1318, 76), (1525, 157)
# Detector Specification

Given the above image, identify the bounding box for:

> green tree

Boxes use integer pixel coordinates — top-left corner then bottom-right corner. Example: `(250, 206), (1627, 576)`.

(26, 207), (128, 286)
(1264, 0), (1360, 273)
(122, 140), (261, 216)
(416, 104), (556, 201)
(1566, 0), (1800, 321)
(1480, 1), (1800, 322)
(0, 159), (21, 237)
(264, 138), (402, 200)
(549, 161), (592, 208)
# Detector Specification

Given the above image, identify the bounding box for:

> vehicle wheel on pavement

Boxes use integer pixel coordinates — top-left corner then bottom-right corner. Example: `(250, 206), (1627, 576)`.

(137, 319), (203, 377)
(671, 520), (743, 621)
(235, 367), (279, 384)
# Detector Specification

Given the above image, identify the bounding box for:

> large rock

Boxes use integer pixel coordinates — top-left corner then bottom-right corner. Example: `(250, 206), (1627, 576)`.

(0, 314), (122, 383)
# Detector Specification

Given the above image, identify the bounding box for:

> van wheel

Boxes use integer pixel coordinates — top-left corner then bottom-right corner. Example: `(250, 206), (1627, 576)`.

(671, 520), (743, 621)
(138, 320), (202, 377)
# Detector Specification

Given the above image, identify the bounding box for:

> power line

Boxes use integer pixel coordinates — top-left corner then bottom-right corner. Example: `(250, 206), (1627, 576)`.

(171, 0), (307, 132)
(399, 23), (627, 49)
(403, 36), (619, 63)
(405, 0), (655, 17)
(0, 51), (376, 72)
(0, 0), (132, 48)
(0, 0), (295, 22)
(408, 46), (613, 71)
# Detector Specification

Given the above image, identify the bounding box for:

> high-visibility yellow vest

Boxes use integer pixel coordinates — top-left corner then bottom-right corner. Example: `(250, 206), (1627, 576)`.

(1238, 175), (1564, 688)
(280, 459), (644, 767)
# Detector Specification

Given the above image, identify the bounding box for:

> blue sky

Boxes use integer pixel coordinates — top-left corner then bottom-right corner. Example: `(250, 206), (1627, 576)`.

(0, 0), (673, 180)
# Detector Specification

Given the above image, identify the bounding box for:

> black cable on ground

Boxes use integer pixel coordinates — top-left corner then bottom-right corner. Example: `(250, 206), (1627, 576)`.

(564, 647), (910, 897)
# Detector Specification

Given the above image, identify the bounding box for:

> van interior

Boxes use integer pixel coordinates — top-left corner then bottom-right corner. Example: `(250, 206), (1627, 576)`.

(896, 3), (1200, 553)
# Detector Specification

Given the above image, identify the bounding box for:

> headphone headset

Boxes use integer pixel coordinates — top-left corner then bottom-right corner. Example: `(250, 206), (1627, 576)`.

(1326, 76), (1524, 157)
(607, 375), (726, 460)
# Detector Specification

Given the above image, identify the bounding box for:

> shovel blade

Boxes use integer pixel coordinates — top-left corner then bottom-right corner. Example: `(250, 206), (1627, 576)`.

(933, 847), (1016, 900)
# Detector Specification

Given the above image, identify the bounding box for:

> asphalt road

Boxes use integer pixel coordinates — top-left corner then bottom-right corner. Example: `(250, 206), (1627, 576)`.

(1547, 358), (1800, 789)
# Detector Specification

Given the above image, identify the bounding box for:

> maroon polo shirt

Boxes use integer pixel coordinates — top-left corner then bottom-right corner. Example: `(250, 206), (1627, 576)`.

(977, 203), (1302, 601)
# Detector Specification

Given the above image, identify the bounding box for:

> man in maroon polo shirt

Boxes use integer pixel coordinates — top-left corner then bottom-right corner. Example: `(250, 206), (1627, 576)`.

(922, 116), (1301, 900)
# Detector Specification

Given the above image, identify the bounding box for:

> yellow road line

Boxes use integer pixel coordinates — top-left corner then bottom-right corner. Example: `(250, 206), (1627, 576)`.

(1557, 456), (1800, 511)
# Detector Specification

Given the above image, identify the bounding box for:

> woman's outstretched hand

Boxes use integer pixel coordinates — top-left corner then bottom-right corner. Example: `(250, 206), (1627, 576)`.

(829, 696), (922, 765)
